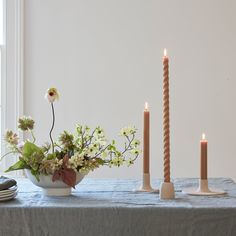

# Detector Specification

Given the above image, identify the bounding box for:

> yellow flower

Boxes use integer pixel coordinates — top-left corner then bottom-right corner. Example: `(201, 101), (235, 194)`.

(45, 87), (59, 103)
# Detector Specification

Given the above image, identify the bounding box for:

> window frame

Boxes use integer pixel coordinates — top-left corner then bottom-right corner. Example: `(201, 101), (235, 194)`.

(0, 0), (24, 174)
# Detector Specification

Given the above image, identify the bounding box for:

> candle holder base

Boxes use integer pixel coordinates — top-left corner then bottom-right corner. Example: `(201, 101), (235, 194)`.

(134, 173), (159, 193)
(160, 181), (175, 199)
(135, 187), (159, 193)
(182, 179), (226, 196)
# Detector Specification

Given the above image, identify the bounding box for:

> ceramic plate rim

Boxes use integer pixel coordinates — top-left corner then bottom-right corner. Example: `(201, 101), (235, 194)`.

(0, 190), (18, 198)
(0, 185), (17, 194)
(0, 192), (17, 202)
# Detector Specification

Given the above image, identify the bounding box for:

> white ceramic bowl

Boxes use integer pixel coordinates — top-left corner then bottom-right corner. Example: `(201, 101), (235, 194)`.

(25, 169), (86, 196)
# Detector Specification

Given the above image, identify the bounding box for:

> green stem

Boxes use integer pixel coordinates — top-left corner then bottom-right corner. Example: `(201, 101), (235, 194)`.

(49, 102), (55, 153)
(0, 151), (15, 161)
(30, 130), (36, 143)
(54, 143), (62, 150)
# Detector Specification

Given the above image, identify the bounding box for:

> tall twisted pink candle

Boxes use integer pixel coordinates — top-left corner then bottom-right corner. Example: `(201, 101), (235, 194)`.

(163, 49), (170, 183)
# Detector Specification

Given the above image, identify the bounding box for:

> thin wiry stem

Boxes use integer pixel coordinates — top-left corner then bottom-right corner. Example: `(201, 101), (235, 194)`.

(49, 103), (55, 153)
(122, 134), (135, 154)
(0, 151), (15, 161)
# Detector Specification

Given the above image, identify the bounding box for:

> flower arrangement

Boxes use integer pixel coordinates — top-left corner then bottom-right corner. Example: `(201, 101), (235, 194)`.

(1, 88), (141, 188)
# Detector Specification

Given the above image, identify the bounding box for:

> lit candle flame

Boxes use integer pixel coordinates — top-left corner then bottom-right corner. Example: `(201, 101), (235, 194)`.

(145, 102), (148, 110)
(164, 48), (167, 57)
(202, 133), (206, 140)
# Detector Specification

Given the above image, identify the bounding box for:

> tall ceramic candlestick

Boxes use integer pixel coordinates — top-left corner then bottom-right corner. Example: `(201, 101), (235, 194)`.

(143, 102), (150, 174)
(135, 102), (158, 193)
(160, 48), (175, 199)
(200, 133), (207, 180)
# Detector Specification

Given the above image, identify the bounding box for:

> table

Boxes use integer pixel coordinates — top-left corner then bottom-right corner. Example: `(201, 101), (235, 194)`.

(0, 178), (236, 236)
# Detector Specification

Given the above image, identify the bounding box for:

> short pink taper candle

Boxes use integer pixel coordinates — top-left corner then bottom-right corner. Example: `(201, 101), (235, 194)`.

(200, 133), (208, 180)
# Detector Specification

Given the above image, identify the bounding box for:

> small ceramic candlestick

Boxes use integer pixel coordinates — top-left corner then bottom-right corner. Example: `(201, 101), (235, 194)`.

(135, 173), (159, 193)
(182, 179), (225, 196)
(183, 134), (225, 196)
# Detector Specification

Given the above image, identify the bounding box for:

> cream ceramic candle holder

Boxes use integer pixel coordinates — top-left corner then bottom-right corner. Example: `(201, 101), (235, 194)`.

(182, 179), (226, 196)
(134, 173), (159, 193)
(160, 181), (175, 199)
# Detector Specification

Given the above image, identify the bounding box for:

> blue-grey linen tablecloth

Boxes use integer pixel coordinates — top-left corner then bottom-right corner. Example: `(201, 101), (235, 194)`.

(0, 178), (236, 236)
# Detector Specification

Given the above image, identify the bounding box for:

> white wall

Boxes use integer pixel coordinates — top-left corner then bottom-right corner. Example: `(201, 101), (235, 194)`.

(24, 0), (236, 180)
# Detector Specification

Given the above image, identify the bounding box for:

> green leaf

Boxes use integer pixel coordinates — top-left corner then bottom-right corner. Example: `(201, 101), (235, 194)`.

(115, 151), (121, 157)
(5, 159), (26, 172)
(22, 142), (41, 159)
(46, 153), (56, 160)
(95, 158), (105, 165)
(22, 142), (42, 159)
(31, 169), (40, 181)
(108, 145), (116, 151)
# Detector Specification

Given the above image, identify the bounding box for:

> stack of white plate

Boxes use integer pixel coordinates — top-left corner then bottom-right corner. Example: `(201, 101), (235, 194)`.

(0, 185), (18, 202)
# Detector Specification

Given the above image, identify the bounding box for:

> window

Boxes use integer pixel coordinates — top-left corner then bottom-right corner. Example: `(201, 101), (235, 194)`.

(0, 0), (24, 174)
(0, 0), (6, 172)
(0, 0), (3, 45)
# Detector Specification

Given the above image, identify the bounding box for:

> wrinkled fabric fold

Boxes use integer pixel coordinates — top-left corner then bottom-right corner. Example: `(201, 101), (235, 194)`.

(0, 178), (236, 236)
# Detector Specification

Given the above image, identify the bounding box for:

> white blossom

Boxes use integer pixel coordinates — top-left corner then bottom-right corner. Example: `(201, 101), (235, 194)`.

(45, 87), (59, 103)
